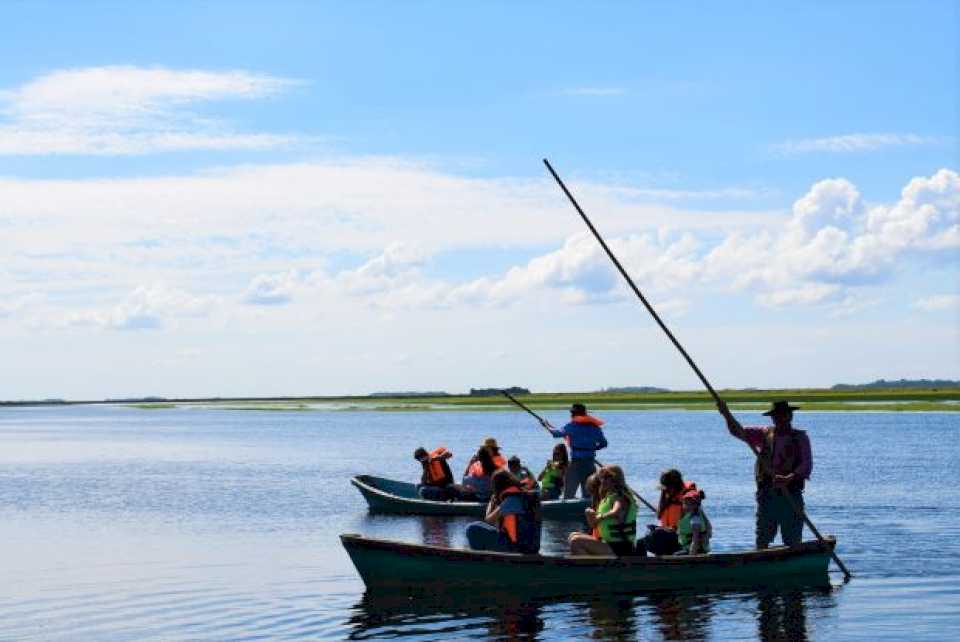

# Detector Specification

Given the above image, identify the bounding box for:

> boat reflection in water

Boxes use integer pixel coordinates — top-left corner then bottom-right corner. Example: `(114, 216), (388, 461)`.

(419, 515), (453, 549)
(347, 584), (834, 641)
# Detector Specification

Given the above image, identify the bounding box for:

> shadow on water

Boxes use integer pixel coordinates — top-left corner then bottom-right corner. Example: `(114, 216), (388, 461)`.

(346, 583), (836, 641)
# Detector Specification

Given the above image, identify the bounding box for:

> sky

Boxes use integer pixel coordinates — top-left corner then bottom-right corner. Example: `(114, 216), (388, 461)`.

(1, 2), (957, 400)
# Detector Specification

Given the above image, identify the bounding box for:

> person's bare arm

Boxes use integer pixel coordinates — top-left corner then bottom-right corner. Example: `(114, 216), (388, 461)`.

(717, 400), (746, 440)
(484, 496), (501, 524)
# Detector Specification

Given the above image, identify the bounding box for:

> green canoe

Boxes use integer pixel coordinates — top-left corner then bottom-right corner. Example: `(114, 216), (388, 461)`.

(340, 533), (835, 596)
(350, 474), (590, 519)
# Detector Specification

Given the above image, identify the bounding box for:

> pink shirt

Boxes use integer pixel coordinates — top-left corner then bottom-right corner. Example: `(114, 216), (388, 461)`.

(741, 427), (813, 480)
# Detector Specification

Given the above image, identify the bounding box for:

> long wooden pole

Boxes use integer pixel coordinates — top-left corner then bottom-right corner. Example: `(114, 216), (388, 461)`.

(542, 158), (851, 581)
(499, 390), (658, 514)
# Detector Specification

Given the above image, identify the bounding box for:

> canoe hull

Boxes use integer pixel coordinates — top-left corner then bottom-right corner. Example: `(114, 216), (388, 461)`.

(340, 533), (835, 596)
(351, 474), (589, 519)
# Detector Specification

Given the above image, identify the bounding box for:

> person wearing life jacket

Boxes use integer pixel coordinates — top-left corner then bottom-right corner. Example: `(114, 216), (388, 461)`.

(676, 489), (712, 555)
(537, 443), (569, 501)
(546, 403), (608, 499)
(413, 446), (455, 501)
(507, 456), (539, 491)
(459, 446), (498, 501)
(635, 469), (697, 556)
(462, 437), (508, 476)
(718, 399), (812, 549)
(568, 465), (638, 556)
(466, 469), (542, 554)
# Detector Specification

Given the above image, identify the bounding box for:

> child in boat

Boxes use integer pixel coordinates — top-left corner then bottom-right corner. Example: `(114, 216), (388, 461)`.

(635, 468), (696, 556)
(567, 465), (638, 557)
(465, 469), (542, 554)
(675, 489), (712, 555)
(413, 446), (455, 501)
(507, 456), (539, 491)
(537, 444), (569, 501)
(459, 446), (498, 501)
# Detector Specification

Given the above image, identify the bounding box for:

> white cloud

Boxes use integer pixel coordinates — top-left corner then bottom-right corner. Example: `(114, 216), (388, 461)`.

(912, 294), (960, 312)
(66, 284), (217, 330)
(0, 66), (302, 155)
(242, 270), (303, 305)
(772, 133), (943, 155)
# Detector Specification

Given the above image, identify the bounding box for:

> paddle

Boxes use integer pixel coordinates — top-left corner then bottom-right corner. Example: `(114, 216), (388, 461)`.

(499, 389), (658, 514)
(542, 158), (852, 581)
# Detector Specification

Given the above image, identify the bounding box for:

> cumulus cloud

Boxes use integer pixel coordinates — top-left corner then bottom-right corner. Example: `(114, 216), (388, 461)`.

(242, 270), (303, 305)
(0, 66), (302, 155)
(772, 133), (943, 155)
(66, 284), (217, 330)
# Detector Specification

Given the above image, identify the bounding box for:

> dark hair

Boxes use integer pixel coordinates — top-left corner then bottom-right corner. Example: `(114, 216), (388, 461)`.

(585, 472), (602, 510)
(657, 468), (685, 518)
(551, 443), (569, 469)
(570, 403), (587, 416)
(507, 455), (521, 466)
(413, 447), (428, 460)
(492, 469), (522, 496)
(477, 447), (497, 476)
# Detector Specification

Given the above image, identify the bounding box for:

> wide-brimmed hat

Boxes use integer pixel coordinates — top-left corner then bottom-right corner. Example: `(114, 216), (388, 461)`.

(483, 437), (499, 449)
(763, 400), (800, 416)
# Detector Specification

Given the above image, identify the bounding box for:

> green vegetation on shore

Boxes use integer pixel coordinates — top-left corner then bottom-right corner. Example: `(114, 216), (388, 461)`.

(119, 387), (960, 412)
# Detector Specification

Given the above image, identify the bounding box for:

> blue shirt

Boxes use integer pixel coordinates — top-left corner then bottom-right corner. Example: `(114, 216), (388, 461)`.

(550, 420), (608, 460)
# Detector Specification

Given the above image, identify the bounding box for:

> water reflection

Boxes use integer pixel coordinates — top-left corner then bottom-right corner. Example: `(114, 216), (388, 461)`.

(347, 583), (834, 641)
(419, 515), (453, 548)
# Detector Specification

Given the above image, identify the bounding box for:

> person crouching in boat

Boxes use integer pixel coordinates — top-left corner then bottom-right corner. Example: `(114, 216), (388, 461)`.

(459, 446), (498, 501)
(537, 443), (569, 500)
(568, 465), (637, 556)
(465, 469), (542, 554)
(675, 489), (712, 555)
(635, 469), (697, 556)
(413, 446), (455, 501)
(507, 455), (539, 491)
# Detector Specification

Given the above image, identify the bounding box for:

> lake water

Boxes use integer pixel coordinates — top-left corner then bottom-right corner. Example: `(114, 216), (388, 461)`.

(1, 406), (958, 641)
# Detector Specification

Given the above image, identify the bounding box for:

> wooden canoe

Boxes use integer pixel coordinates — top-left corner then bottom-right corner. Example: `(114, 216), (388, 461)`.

(340, 533), (835, 596)
(350, 474), (590, 519)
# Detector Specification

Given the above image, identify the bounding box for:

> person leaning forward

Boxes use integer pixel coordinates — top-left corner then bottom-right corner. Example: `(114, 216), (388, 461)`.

(547, 403), (608, 499)
(718, 400), (813, 549)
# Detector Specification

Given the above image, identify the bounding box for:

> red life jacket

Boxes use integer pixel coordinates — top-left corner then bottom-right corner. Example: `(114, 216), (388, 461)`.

(425, 447), (451, 485)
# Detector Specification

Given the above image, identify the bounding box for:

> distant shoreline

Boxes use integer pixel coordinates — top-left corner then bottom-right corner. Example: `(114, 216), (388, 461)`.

(5, 387), (958, 412)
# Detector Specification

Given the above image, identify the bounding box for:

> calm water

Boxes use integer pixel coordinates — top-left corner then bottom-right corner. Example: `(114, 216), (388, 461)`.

(1, 406), (958, 641)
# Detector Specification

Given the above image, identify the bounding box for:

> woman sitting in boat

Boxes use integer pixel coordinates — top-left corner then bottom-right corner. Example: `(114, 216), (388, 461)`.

(465, 469), (542, 554)
(675, 489), (712, 555)
(568, 465), (638, 556)
(507, 456), (539, 491)
(413, 446), (455, 501)
(636, 468), (698, 556)
(459, 446), (498, 501)
(462, 437), (508, 477)
(537, 444), (569, 501)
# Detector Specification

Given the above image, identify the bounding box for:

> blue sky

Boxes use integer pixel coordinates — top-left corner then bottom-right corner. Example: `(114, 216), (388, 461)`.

(0, 2), (957, 399)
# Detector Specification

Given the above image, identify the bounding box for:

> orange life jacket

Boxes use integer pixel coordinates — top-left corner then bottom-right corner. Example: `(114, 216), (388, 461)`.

(659, 481), (697, 529)
(492, 453), (507, 469)
(498, 485), (524, 543)
(571, 415), (604, 427)
(425, 447), (450, 485)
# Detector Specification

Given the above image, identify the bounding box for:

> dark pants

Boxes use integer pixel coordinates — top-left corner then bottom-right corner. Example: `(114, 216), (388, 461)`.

(540, 486), (561, 501)
(466, 522), (515, 553)
(563, 458), (596, 499)
(635, 526), (681, 556)
(756, 486), (804, 548)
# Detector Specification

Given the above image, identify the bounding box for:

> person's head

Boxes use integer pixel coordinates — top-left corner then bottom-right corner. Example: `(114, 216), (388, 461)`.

(585, 472), (602, 499)
(476, 446), (496, 475)
(764, 400), (798, 430)
(682, 489), (705, 514)
(492, 469), (522, 496)
(659, 468), (684, 494)
(483, 437), (501, 455)
(570, 403), (587, 417)
(551, 443), (569, 467)
(413, 447), (428, 462)
(598, 464), (629, 498)
(507, 455), (522, 473)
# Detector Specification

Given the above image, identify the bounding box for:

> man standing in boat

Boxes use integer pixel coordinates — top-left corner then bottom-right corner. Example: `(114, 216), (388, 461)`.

(544, 403), (608, 499)
(717, 400), (812, 549)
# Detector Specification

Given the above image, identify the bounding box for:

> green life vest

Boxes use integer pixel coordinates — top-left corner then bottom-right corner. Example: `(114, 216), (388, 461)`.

(596, 493), (638, 544)
(677, 510), (711, 552)
(541, 462), (563, 490)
